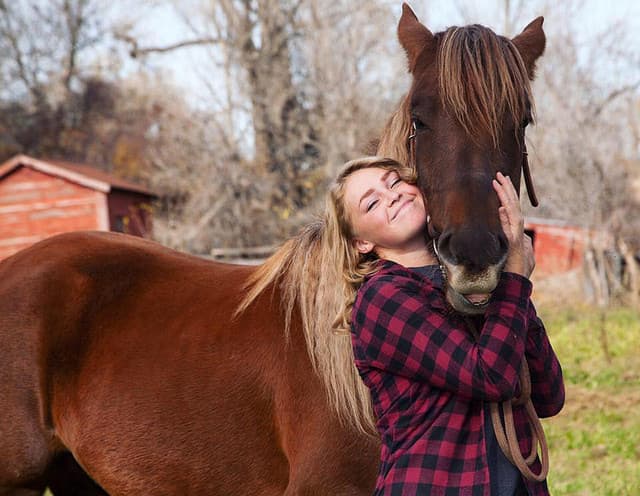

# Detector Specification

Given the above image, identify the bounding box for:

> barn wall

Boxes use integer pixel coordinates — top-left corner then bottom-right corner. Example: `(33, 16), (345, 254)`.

(0, 166), (106, 260)
(526, 222), (586, 276)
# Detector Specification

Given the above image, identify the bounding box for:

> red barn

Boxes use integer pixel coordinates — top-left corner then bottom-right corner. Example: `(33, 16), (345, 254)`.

(524, 217), (592, 276)
(0, 154), (156, 261)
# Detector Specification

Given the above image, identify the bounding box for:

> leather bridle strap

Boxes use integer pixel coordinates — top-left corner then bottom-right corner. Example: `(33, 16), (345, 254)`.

(490, 361), (550, 482)
(522, 143), (539, 207)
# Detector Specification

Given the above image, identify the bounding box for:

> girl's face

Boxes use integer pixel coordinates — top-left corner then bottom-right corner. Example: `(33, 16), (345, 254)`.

(342, 167), (428, 256)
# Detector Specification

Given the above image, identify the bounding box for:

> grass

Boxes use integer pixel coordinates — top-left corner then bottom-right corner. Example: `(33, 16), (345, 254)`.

(537, 304), (640, 495)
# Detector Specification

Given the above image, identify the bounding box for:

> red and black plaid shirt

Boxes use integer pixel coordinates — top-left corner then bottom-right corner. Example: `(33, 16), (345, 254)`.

(350, 260), (564, 496)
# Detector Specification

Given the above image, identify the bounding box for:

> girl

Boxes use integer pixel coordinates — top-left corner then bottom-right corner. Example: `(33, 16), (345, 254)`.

(327, 156), (564, 496)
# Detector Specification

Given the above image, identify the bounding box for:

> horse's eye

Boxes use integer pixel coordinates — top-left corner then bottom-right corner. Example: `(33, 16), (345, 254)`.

(522, 114), (533, 129)
(412, 117), (427, 130)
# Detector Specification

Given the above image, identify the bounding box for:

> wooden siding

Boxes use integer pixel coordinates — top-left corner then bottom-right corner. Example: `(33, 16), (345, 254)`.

(0, 166), (107, 259)
(525, 220), (586, 276)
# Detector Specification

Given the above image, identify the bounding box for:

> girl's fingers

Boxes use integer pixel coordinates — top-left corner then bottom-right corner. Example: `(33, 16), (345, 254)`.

(492, 178), (510, 207)
(496, 171), (518, 202)
(499, 207), (519, 244)
(493, 181), (520, 231)
(494, 174), (522, 216)
(494, 175), (515, 204)
(498, 206), (510, 232)
(495, 173), (524, 242)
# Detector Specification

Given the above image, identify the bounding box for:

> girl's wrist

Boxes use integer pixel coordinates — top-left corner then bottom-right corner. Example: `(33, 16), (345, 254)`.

(505, 257), (526, 277)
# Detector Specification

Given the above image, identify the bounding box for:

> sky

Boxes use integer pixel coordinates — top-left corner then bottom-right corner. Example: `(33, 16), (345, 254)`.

(126, 0), (639, 107)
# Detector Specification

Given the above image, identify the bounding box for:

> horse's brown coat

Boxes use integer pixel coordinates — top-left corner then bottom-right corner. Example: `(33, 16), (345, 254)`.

(0, 232), (378, 495)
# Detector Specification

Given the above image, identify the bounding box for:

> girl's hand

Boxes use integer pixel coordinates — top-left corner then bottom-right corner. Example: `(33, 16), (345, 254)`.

(492, 172), (535, 278)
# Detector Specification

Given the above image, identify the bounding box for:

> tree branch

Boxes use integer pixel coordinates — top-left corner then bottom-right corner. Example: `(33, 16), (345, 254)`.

(592, 81), (640, 118)
(117, 34), (225, 58)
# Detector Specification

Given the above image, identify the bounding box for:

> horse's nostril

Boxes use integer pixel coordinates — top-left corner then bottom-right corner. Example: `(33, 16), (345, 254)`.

(439, 229), (506, 269)
(436, 232), (455, 263)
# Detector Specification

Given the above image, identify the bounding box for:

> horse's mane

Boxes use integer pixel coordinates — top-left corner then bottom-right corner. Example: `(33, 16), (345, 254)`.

(236, 221), (376, 435)
(378, 24), (534, 160)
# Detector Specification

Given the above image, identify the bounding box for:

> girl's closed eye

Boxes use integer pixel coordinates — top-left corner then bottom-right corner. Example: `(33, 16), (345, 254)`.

(366, 199), (379, 212)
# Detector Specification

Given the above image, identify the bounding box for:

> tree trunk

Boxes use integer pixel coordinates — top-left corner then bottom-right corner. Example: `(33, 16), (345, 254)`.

(240, 0), (317, 210)
(619, 239), (639, 309)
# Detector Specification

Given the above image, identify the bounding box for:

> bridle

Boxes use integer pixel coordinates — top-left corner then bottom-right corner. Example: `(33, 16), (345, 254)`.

(521, 138), (539, 207)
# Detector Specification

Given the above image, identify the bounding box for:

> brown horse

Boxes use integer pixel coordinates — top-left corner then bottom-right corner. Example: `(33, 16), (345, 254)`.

(0, 5), (545, 495)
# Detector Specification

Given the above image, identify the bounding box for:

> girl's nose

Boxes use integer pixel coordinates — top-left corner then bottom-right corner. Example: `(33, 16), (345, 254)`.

(385, 190), (401, 205)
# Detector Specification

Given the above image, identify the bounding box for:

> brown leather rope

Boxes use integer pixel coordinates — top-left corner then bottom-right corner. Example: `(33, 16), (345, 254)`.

(490, 360), (549, 481)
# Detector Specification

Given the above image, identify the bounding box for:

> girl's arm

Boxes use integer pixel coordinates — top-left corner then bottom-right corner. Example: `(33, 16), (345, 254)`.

(352, 270), (532, 402)
(525, 303), (565, 417)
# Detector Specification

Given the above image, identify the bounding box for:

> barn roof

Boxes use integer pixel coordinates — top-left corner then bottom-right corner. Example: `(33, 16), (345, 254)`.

(0, 154), (156, 198)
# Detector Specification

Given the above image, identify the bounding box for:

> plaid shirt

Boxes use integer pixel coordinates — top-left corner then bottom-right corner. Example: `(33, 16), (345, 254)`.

(351, 260), (564, 496)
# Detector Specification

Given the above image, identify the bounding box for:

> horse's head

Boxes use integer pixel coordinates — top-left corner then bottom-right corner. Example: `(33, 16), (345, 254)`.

(397, 4), (544, 314)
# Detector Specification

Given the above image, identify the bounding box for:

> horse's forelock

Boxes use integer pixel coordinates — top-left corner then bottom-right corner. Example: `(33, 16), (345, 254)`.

(437, 25), (533, 147)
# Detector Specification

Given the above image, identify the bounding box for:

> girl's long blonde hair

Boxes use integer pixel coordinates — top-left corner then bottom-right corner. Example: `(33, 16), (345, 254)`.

(237, 156), (416, 435)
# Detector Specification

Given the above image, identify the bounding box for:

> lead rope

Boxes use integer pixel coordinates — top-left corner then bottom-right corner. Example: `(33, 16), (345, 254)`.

(465, 317), (549, 482)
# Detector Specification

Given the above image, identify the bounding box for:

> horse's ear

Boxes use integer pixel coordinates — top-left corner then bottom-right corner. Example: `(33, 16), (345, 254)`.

(512, 17), (546, 79)
(398, 3), (434, 73)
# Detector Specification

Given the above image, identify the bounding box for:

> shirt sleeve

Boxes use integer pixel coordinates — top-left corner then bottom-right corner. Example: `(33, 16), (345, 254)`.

(525, 302), (565, 417)
(351, 271), (532, 402)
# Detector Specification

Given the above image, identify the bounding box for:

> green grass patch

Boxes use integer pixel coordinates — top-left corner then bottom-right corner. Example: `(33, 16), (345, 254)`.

(538, 304), (640, 495)
(539, 305), (640, 388)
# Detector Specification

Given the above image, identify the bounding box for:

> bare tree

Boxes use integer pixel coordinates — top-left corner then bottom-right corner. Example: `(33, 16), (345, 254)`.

(116, 0), (404, 252)
(124, 73), (285, 253)
(0, 0), (119, 160)
(121, 0), (318, 211)
(300, 0), (407, 178)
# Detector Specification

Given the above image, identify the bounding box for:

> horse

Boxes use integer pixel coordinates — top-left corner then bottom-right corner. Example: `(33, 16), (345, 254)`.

(0, 5), (545, 495)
